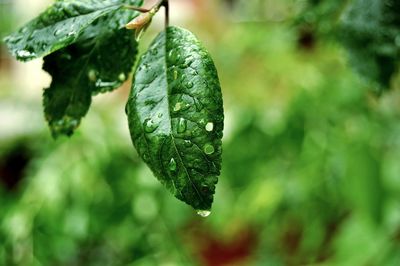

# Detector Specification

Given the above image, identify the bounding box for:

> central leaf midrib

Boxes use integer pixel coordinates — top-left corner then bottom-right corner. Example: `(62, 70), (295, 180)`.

(162, 28), (205, 205)
(37, 2), (121, 29)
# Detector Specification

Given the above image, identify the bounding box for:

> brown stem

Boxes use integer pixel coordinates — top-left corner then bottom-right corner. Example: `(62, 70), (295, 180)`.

(124, 0), (164, 13)
(125, 0), (169, 30)
(162, 0), (169, 28)
(123, 5), (151, 12)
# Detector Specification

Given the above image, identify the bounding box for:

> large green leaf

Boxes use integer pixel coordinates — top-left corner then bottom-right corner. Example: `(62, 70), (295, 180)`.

(3, 0), (127, 61)
(126, 26), (224, 212)
(43, 0), (142, 137)
(339, 0), (400, 89)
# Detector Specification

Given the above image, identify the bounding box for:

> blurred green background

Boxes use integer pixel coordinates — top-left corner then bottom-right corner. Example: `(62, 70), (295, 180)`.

(1, 0), (400, 265)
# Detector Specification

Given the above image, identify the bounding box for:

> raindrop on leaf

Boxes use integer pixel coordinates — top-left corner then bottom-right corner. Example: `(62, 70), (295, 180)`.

(118, 73), (126, 81)
(169, 158), (177, 172)
(204, 144), (215, 155)
(196, 210), (211, 217)
(173, 102), (182, 112)
(88, 70), (97, 82)
(205, 122), (214, 132)
(143, 118), (158, 133)
(186, 81), (194, 88)
(177, 118), (187, 133)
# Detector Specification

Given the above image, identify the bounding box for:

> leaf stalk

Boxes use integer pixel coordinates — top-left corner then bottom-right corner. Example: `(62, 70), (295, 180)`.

(162, 0), (169, 28)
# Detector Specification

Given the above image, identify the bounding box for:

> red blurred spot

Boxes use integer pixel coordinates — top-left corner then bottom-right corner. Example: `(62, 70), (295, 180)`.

(184, 222), (257, 266)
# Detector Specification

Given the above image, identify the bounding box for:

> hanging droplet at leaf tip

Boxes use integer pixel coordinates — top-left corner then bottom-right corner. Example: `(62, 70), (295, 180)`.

(196, 210), (211, 218)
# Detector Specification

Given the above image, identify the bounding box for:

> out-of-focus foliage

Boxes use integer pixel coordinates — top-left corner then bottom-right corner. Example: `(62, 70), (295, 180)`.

(0, 1), (14, 40)
(1, 0), (400, 265)
(339, 0), (400, 89)
(295, 0), (346, 38)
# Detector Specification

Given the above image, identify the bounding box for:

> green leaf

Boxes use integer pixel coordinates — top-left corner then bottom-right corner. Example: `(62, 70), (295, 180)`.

(3, 0), (128, 61)
(43, 0), (142, 137)
(339, 0), (400, 89)
(126, 26), (224, 211)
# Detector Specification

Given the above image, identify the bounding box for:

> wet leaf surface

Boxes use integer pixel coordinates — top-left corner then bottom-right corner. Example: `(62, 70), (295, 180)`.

(3, 0), (129, 61)
(42, 0), (142, 137)
(126, 26), (224, 211)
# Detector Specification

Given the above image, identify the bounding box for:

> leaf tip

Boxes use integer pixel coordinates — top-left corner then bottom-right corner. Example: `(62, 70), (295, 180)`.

(47, 116), (80, 138)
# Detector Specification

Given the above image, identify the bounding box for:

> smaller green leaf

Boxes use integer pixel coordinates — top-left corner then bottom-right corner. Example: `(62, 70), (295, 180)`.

(126, 26), (224, 211)
(3, 0), (124, 61)
(43, 28), (138, 137)
(42, 0), (142, 137)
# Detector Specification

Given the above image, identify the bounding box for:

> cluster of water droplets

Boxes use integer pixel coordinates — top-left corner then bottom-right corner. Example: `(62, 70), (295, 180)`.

(87, 69), (126, 94)
(173, 102), (190, 113)
(53, 28), (77, 38)
(172, 107), (215, 155)
(51, 115), (79, 136)
(16, 49), (36, 60)
(133, 34), (221, 217)
(95, 79), (119, 89)
(4, 0), (114, 62)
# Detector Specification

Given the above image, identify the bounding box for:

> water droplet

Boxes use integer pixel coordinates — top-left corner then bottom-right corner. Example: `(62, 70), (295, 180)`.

(184, 140), (193, 147)
(67, 31), (76, 37)
(40, 43), (47, 50)
(168, 50), (179, 62)
(181, 103), (191, 111)
(88, 70), (97, 82)
(204, 144), (215, 155)
(52, 116), (79, 136)
(169, 158), (177, 171)
(177, 118), (187, 133)
(205, 122), (214, 132)
(16, 50), (35, 59)
(144, 118), (158, 133)
(185, 56), (195, 65)
(174, 70), (178, 80)
(118, 73), (126, 81)
(186, 81), (194, 88)
(54, 28), (63, 36)
(194, 99), (203, 111)
(173, 102), (182, 112)
(139, 63), (148, 71)
(196, 210), (211, 217)
(95, 79), (119, 88)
